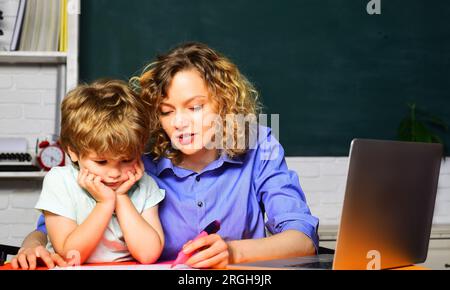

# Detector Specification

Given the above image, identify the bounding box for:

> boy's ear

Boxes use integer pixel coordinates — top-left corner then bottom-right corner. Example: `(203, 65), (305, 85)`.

(67, 147), (79, 162)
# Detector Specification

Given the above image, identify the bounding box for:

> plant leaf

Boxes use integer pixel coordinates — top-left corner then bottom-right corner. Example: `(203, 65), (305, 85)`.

(424, 116), (449, 131)
(412, 121), (433, 143)
(431, 134), (443, 144)
(397, 118), (413, 141)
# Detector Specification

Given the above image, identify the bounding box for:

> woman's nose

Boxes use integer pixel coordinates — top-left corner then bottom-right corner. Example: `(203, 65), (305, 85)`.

(173, 111), (190, 130)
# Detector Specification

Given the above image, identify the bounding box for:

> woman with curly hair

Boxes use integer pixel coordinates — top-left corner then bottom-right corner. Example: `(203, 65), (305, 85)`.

(13, 42), (318, 269)
(133, 42), (318, 268)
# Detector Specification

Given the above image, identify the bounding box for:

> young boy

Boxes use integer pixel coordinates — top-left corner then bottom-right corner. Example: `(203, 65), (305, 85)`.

(35, 80), (165, 265)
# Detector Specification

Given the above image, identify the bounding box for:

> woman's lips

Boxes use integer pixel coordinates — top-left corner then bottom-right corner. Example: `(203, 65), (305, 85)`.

(177, 133), (197, 146)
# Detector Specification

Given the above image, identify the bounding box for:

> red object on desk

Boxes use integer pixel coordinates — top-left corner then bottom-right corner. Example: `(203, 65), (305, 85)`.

(0, 260), (174, 270)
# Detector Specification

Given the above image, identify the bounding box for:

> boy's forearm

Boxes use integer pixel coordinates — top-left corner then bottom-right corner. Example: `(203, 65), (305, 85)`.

(21, 230), (48, 249)
(228, 230), (316, 265)
(115, 195), (163, 264)
(58, 202), (115, 264)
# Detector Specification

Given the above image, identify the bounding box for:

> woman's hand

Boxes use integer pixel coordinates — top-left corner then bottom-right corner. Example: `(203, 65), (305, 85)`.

(182, 234), (230, 269)
(10, 245), (67, 270)
(77, 169), (115, 204)
(115, 160), (144, 196)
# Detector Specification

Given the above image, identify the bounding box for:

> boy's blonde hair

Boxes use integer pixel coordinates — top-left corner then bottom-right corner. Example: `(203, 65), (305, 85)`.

(131, 42), (262, 163)
(60, 79), (150, 160)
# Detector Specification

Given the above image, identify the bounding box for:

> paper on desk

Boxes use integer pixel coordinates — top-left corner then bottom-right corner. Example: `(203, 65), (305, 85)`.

(51, 264), (195, 270)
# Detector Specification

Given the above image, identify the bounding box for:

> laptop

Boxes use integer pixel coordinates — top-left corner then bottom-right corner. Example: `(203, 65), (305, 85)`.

(227, 139), (443, 270)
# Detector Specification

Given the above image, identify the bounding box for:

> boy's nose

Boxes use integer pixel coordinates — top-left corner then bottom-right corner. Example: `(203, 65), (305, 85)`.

(108, 168), (121, 179)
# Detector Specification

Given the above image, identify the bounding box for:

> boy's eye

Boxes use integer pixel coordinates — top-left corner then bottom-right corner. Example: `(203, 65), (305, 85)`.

(122, 159), (134, 163)
(95, 160), (107, 165)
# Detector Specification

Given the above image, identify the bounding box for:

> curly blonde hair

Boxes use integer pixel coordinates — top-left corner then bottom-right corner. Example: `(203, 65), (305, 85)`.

(131, 42), (262, 163)
(60, 79), (151, 161)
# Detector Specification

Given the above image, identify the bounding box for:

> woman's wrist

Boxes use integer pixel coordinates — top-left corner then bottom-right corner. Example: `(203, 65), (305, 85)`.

(227, 240), (244, 265)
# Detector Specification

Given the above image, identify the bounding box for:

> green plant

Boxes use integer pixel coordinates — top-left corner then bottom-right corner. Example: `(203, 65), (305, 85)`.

(397, 102), (448, 156)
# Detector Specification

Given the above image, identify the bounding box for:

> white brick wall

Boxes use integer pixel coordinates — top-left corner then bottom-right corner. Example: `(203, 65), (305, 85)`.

(0, 63), (59, 152)
(286, 157), (450, 226)
(0, 52), (60, 246)
(0, 181), (42, 246)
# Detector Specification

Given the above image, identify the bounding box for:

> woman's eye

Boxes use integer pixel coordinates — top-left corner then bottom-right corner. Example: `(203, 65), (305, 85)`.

(160, 111), (172, 116)
(191, 105), (203, 112)
(95, 160), (107, 165)
(122, 159), (134, 164)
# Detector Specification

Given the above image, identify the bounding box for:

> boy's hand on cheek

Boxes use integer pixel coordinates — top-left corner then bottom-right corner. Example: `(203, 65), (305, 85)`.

(77, 169), (115, 204)
(115, 161), (144, 196)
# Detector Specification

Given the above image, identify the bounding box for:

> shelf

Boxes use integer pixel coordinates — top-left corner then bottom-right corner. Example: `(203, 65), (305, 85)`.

(0, 171), (47, 179)
(0, 51), (67, 64)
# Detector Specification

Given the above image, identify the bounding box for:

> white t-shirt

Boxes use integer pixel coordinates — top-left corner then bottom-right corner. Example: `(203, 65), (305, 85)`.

(35, 164), (165, 263)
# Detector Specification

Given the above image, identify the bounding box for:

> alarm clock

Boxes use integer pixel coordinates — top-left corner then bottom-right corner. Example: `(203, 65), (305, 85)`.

(37, 140), (65, 171)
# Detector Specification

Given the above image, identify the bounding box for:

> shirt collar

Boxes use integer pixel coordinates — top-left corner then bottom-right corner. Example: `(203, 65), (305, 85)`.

(220, 152), (245, 165)
(157, 156), (194, 178)
(150, 151), (245, 178)
(145, 155), (183, 178)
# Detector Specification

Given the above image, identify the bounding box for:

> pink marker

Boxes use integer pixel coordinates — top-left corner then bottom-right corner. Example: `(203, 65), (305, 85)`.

(171, 220), (221, 268)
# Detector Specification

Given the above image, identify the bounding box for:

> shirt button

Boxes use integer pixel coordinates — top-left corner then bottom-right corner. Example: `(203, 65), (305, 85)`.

(196, 176), (201, 182)
(197, 201), (204, 208)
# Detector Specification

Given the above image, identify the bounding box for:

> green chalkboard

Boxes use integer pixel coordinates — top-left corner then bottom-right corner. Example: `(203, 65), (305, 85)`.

(80, 0), (450, 156)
